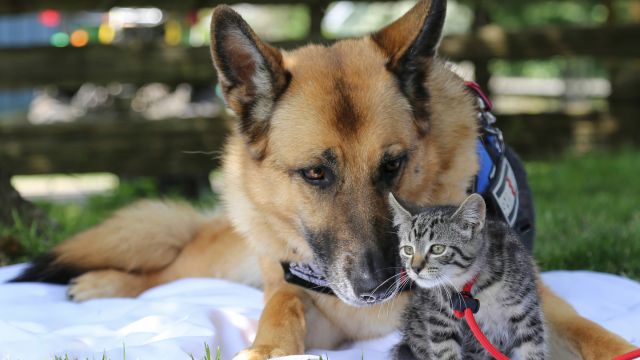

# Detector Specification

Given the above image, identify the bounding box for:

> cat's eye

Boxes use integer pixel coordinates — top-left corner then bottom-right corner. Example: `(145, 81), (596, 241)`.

(430, 244), (446, 255)
(401, 245), (414, 256)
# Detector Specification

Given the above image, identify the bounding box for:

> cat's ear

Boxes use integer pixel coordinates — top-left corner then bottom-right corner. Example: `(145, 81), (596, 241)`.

(389, 193), (413, 226)
(210, 5), (290, 159)
(452, 194), (486, 233)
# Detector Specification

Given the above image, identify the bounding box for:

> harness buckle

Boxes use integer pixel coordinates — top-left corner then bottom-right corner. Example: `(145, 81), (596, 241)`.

(452, 291), (480, 318)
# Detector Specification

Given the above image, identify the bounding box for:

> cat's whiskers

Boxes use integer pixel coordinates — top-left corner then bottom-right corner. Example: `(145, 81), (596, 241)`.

(384, 275), (410, 318)
(434, 274), (453, 314)
(386, 278), (410, 318)
(370, 272), (403, 300)
(381, 276), (411, 320)
(440, 273), (465, 315)
(374, 272), (405, 319)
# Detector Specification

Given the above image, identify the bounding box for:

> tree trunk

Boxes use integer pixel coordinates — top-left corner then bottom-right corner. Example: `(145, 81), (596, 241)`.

(0, 169), (52, 264)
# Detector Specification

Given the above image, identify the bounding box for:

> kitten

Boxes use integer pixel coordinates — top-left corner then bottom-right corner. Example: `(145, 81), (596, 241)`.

(389, 193), (546, 360)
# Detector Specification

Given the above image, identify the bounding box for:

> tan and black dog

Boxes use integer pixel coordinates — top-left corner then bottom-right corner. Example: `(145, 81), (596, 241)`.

(12, 1), (636, 359)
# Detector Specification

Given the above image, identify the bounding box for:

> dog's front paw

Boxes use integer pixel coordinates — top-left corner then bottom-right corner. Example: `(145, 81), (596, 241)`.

(232, 345), (289, 360)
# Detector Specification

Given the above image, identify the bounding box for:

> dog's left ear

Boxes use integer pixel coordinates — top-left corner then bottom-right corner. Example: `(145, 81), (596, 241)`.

(370, 0), (447, 134)
(210, 6), (290, 159)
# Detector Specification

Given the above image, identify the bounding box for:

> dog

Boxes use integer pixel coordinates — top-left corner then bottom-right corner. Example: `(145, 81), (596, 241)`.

(12, 0), (636, 359)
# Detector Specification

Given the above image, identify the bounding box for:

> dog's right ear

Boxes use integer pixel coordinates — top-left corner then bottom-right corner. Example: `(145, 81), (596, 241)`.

(210, 6), (290, 159)
(370, 0), (447, 135)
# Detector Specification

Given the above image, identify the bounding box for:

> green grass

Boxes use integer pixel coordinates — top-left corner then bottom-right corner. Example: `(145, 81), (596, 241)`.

(2, 150), (639, 280)
(53, 343), (220, 360)
(0, 178), (217, 265)
(528, 150), (640, 279)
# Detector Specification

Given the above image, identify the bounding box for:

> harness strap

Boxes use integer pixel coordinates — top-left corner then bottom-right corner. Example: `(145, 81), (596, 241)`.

(614, 349), (640, 360)
(462, 307), (510, 360)
(452, 277), (479, 318)
(452, 277), (510, 360)
(465, 81), (520, 228)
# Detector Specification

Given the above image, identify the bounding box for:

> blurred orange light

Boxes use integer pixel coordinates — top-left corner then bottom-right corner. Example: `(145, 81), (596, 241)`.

(70, 29), (89, 47)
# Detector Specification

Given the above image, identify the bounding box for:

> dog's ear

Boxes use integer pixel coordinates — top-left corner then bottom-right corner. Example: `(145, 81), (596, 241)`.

(210, 6), (290, 159)
(370, 0), (447, 135)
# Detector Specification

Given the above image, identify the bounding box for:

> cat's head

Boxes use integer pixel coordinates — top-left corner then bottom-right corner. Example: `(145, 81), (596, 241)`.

(389, 193), (486, 289)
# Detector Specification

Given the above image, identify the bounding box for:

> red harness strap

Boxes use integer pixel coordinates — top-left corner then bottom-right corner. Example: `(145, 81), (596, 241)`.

(453, 279), (640, 360)
(614, 349), (640, 360)
(453, 278), (509, 360)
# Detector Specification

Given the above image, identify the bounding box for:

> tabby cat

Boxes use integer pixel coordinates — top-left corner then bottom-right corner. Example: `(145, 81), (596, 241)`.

(389, 193), (546, 360)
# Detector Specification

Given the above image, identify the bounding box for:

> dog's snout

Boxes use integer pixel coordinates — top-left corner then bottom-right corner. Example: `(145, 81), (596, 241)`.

(359, 294), (378, 304)
(351, 249), (396, 303)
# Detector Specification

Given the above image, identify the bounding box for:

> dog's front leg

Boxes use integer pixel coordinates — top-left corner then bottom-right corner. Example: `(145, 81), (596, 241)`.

(234, 258), (308, 360)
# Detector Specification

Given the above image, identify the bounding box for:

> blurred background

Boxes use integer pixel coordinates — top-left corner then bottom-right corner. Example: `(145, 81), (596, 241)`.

(0, 1), (638, 278)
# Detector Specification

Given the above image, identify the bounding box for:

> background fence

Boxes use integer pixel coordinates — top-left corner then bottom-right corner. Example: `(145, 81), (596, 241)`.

(1, 0), (639, 181)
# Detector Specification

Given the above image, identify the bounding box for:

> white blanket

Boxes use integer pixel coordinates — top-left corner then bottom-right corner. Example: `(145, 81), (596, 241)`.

(1, 264), (639, 360)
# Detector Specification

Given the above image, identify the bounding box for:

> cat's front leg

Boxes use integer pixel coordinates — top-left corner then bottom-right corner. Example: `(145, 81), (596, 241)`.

(508, 324), (546, 360)
(509, 344), (546, 360)
(391, 341), (419, 360)
(425, 313), (465, 360)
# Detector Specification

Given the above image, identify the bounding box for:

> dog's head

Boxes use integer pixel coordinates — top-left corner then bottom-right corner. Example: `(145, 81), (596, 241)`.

(212, 0), (478, 306)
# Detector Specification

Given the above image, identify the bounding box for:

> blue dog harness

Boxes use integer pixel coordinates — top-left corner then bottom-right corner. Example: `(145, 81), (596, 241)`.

(466, 81), (520, 227)
(282, 82), (521, 295)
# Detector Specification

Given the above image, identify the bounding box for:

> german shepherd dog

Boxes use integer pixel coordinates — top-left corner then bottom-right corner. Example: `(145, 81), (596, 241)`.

(12, 0), (636, 359)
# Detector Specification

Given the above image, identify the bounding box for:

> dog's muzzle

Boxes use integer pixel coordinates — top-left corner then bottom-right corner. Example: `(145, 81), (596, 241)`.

(348, 249), (398, 304)
(282, 252), (401, 305)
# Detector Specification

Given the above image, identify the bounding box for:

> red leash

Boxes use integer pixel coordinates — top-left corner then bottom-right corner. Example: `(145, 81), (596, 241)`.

(614, 349), (640, 360)
(453, 278), (640, 360)
(452, 278), (510, 360)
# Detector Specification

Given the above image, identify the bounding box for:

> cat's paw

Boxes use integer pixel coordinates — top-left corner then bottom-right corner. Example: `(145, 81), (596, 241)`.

(232, 345), (289, 360)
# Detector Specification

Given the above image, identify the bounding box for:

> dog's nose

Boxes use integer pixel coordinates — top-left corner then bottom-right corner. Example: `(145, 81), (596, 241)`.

(352, 249), (396, 303)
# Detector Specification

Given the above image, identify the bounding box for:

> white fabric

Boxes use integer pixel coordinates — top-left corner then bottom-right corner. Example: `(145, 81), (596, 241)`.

(1, 264), (639, 360)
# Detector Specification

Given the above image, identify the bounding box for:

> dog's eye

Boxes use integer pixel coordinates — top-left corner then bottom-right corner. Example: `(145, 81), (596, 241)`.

(300, 165), (334, 187)
(303, 167), (325, 181)
(382, 156), (405, 174)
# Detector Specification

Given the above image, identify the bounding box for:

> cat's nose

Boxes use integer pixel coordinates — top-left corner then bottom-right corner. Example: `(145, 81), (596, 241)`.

(411, 258), (426, 274)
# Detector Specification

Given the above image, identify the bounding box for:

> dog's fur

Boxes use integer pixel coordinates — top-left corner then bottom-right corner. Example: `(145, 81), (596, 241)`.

(13, 1), (636, 359)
